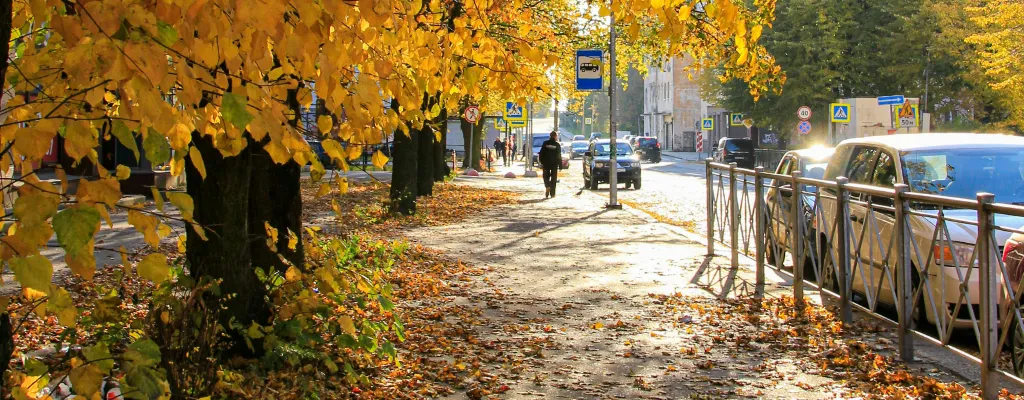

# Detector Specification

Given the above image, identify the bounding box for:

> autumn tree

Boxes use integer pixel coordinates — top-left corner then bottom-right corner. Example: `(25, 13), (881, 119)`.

(967, 0), (1024, 130)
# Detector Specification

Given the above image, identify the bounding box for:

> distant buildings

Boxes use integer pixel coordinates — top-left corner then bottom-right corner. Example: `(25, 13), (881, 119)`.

(641, 55), (711, 152)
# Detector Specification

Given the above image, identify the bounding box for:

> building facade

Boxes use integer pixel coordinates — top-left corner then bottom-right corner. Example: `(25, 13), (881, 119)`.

(642, 56), (709, 152)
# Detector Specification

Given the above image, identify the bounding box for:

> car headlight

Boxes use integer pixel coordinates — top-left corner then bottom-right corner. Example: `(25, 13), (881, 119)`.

(933, 242), (977, 268)
(595, 162), (607, 168)
(630, 162), (640, 168)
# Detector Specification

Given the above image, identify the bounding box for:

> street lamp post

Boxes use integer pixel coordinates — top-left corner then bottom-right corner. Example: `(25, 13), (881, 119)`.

(607, 5), (620, 209)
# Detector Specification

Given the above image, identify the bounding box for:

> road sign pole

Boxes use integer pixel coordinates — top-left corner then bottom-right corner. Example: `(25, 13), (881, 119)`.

(526, 102), (534, 173)
(607, 5), (619, 209)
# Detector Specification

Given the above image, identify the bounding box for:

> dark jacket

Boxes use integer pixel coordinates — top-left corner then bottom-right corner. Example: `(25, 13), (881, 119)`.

(538, 139), (562, 168)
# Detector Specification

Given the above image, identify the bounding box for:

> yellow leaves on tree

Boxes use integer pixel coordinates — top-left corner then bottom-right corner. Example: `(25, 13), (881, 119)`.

(967, 0), (1024, 126)
(137, 253), (171, 284)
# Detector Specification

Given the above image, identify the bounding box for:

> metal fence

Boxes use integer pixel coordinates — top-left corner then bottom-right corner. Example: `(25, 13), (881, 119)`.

(755, 149), (787, 170)
(705, 159), (1024, 399)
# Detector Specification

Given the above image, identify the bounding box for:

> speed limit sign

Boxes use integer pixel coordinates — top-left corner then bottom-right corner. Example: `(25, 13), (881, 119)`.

(797, 106), (812, 121)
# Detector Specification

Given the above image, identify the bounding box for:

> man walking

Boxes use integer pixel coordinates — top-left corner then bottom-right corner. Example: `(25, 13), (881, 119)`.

(494, 137), (506, 167)
(538, 131), (562, 198)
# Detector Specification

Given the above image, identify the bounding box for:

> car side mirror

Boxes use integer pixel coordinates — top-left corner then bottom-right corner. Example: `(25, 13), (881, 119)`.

(584, 151), (592, 157)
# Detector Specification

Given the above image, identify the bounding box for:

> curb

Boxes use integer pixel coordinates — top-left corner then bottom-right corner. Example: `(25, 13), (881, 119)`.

(116, 195), (146, 207)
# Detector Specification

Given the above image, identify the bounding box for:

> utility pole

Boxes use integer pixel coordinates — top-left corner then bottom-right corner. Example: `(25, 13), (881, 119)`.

(525, 101), (537, 177)
(554, 97), (559, 137)
(607, 4), (620, 209)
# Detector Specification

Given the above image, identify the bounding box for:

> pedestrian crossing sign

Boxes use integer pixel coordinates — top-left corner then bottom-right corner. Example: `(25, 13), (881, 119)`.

(701, 118), (714, 130)
(830, 103), (851, 123)
(505, 102), (525, 121)
(730, 113), (744, 126)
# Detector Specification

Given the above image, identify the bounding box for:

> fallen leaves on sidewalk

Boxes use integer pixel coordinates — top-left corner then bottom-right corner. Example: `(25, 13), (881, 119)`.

(302, 180), (518, 234)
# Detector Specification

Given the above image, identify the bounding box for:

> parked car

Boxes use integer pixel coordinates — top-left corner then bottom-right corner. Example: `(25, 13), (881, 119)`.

(635, 137), (662, 163)
(764, 147), (835, 281)
(819, 133), (1024, 329)
(559, 142), (570, 169)
(572, 135), (586, 141)
(582, 139), (641, 190)
(569, 140), (589, 159)
(531, 134), (548, 165)
(623, 135), (634, 145)
(715, 138), (755, 168)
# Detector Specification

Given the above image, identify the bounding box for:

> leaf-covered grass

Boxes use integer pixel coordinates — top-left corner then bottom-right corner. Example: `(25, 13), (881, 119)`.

(4, 182), (518, 399)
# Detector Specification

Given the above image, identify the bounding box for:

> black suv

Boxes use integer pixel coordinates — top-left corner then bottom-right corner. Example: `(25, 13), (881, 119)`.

(635, 137), (661, 163)
(582, 140), (642, 190)
(715, 138), (755, 168)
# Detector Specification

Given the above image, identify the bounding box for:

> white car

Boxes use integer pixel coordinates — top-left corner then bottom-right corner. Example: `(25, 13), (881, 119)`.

(818, 133), (1024, 329)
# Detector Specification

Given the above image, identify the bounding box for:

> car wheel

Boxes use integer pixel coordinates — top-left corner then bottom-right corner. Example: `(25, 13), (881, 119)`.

(654, 156), (661, 163)
(590, 178), (599, 190)
(633, 179), (641, 190)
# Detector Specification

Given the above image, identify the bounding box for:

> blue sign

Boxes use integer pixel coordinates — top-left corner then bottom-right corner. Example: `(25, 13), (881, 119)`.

(797, 120), (812, 135)
(830, 103), (851, 123)
(877, 95), (905, 106)
(575, 49), (603, 91)
(505, 102), (524, 121)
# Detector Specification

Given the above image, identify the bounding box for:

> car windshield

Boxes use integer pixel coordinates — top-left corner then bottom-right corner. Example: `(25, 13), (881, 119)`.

(725, 139), (754, 152)
(903, 147), (1024, 205)
(593, 143), (633, 156)
(571, 142), (588, 150)
(638, 138), (658, 146)
(532, 136), (548, 147)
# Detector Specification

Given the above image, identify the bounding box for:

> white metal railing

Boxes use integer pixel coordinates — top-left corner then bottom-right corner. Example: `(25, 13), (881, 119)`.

(704, 159), (1024, 399)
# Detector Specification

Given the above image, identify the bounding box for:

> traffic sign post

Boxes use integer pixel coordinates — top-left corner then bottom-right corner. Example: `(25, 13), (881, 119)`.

(895, 101), (918, 129)
(830, 103), (851, 123)
(877, 95), (905, 106)
(701, 118), (714, 131)
(797, 120), (812, 135)
(797, 106), (812, 121)
(730, 113), (744, 127)
(504, 102), (525, 121)
(742, 119), (753, 129)
(495, 118), (506, 130)
(696, 130), (703, 153)
(463, 106), (481, 124)
(575, 49), (604, 91)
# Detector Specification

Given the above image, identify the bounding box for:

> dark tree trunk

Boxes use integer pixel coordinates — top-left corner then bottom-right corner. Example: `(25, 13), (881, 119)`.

(245, 87), (305, 272)
(434, 105), (448, 182)
(460, 117), (472, 169)
(416, 95), (435, 196)
(186, 132), (267, 357)
(248, 140), (303, 272)
(390, 100), (418, 215)
(470, 118), (484, 171)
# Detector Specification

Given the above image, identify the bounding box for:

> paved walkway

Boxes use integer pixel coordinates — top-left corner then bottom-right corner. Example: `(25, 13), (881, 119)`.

(403, 174), (988, 398)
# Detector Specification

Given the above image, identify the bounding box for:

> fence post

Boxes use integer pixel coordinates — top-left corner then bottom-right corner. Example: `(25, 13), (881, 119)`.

(754, 166), (765, 296)
(790, 170), (804, 302)
(834, 177), (853, 324)
(893, 184), (914, 362)
(977, 192), (998, 399)
(729, 163), (739, 270)
(705, 159), (715, 256)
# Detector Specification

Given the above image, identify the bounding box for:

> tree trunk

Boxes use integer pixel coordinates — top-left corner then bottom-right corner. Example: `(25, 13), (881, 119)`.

(248, 140), (303, 272)
(434, 105), (448, 182)
(416, 95), (435, 196)
(460, 117), (472, 169)
(186, 132), (267, 357)
(390, 100), (418, 215)
(470, 118), (484, 171)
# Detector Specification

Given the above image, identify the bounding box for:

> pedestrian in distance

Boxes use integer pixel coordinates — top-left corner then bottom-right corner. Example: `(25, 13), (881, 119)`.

(538, 131), (562, 198)
(494, 138), (506, 166)
(509, 136), (517, 163)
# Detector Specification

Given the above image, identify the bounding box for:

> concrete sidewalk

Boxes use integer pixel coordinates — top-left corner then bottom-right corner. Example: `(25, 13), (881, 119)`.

(403, 174), (994, 398)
